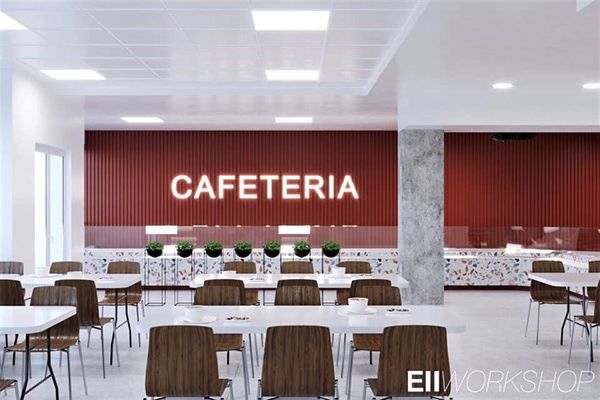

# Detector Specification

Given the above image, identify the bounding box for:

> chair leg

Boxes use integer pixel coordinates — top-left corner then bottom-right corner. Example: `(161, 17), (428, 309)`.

(253, 334), (259, 367)
(346, 343), (355, 397)
(0, 348), (6, 378)
(66, 349), (72, 400)
(568, 319), (576, 364)
(87, 328), (91, 348)
(12, 381), (19, 400)
(100, 327), (106, 379)
(336, 334), (341, 366)
(77, 341), (88, 395)
(114, 328), (120, 367)
(586, 324), (593, 371)
(11, 335), (17, 365)
(525, 299), (533, 337)
(141, 301), (146, 318)
(334, 379), (339, 400)
(59, 351), (63, 367)
(256, 379), (262, 400)
(135, 304), (141, 348)
(362, 379), (368, 400)
(340, 334), (347, 378)
(241, 344), (249, 400)
(248, 334), (255, 378)
(229, 380), (234, 400)
(535, 302), (541, 345)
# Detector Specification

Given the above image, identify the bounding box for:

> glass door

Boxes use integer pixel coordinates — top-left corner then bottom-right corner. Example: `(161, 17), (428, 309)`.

(34, 148), (65, 268)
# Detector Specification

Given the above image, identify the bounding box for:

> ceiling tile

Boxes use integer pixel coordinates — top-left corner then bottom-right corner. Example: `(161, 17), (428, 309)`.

(329, 10), (409, 29)
(256, 31), (326, 47)
(83, 58), (146, 69)
(185, 30), (256, 46)
(2, 10), (101, 30)
(111, 29), (190, 45)
(169, 9), (252, 29)
(89, 10), (179, 29)
(35, 29), (119, 45)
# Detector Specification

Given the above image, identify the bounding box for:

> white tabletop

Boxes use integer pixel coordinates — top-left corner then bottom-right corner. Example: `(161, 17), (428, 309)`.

(141, 305), (464, 335)
(0, 306), (76, 335)
(11, 273), (142, 290)
(528, 272), (600, 287)
(190, 273), (409, 290)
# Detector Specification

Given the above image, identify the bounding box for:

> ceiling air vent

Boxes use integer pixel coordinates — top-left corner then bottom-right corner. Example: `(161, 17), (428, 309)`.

(490, 133), (538, 142)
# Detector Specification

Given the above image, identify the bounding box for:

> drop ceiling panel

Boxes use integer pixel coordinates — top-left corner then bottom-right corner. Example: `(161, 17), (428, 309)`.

(256, 31), (326, 46)
(110, 29), (190, 45)
(83, 58), (147, 69)
(3, 10), (100, 30)
(330, 10), (410, 29)
(88, 10), (179, 29)
(185, 30), (256, 46)
(169, 10), (253, 29)
(98, 69), (159, 80)
(36, 29), (120, 45)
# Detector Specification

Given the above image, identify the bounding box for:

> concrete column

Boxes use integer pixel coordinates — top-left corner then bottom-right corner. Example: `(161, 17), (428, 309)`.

(398, 129), (444, 305)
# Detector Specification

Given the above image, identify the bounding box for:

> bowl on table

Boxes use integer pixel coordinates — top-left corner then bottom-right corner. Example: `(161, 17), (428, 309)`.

(348, 297), (369, 313)
(184, 305), (206, 322)
(331, 267), (346, 277)
(34, 266), (50, 277)
(221, 270), (237, 278)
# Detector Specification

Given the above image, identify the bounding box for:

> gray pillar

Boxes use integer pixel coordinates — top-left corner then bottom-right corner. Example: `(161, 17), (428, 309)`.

(398, 129), (444, 305)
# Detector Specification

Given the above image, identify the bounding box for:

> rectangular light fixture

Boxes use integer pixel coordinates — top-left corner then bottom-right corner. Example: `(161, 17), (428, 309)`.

(583, 82), (600, 89)
(266, 69), (320, 81)
(275, 117), (313, 124)
(145, 225), (178, 235)
(492, 82), (513, 90)
(40, 69), (106, 81)
(278, 225), (311, 235)
(0, 12), (26, 30)
(251, 10), (330, 31)
(121, 116), (164, 124)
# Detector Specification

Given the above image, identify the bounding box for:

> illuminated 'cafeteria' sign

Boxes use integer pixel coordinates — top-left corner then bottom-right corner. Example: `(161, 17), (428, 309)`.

(171, 174), (359, 200)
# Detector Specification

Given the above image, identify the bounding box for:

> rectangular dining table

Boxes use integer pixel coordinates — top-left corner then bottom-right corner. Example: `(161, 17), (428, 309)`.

(0, 306), (76, 400)
(527, 272), (600, 345)
(6, 273), (142, 364)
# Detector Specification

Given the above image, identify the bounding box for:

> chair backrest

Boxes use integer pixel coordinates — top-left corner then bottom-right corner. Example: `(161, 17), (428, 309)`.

(199, 279), (245, 305)
(261, 325), (335, 397)
(349, 278), (391, 297)
(50, 261), (82, 274)
(338, 261), (372, 274)
(145, 325), (222, 397)
(31, 286), (79, 340)
(55, 279), (101, 327)
(376, 325), (451, 397)
(587, 261), (600, 299)
(223, 261), (256, 274)
(592, 281), (600, 324)
(280, 261), (314, 274)
(194, 281), (243, 306)
(0, 280), (25, 306)
(530, 260), (566, 301)
(353, 285), (401, 306)
(274, 279), (321, 305)
(0, 262), (24, 275)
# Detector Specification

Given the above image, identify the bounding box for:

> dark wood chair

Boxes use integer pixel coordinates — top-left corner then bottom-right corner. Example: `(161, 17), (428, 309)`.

(569, 281), (600, 371)
(274, 279), (321, 306)
(586, 260), (600, 301)
(55, 279), (118, 378)
(525, 260), (581, 345)
(1, 286), (86, 400)
(335, 261), (372, 306)
(280, 261), (314, 274)
(361, 325), (451, 399)
(145, 325), (233, 400)
(346, 286), (402, 395)
(49, 261), (82, 274)
(99, 261), (144, 346)
(194, 281), (251, 397)
(259, 325), (337, 399)
(0, 262), (23, 275)
(223, 261), (259, 305)
(0, 280), (25, 368)
(0, 379), (18, 399)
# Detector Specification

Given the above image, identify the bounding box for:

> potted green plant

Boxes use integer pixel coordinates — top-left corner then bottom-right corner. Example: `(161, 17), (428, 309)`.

(293, 241), (311, 258)
(234, 241), (252, 258)
(263, 240), (281, 258)
(176, 241), (194, 258)
(322, 240), (341, 258)
(146, 241), (164, 258)
(205, 240), (223, 258)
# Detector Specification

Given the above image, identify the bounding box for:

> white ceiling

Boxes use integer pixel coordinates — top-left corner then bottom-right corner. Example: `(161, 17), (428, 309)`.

(0, 0), (599, 130)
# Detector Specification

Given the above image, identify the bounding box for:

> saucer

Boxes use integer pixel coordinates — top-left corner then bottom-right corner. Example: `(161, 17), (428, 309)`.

(179, 315), (217, 325)
(337, 307), (377, 316)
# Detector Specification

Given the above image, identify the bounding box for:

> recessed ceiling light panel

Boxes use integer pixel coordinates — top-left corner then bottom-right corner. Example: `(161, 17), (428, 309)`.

(492, 82), (514, 90)
(121, 116), (164, 124)
(40, 69), (106, 81)
(252, 10), (330, 31)
(0, 12), (26, 30)
(275, 117), (313, 124)
(582, 82), (600, 89)
(266, 69), (320, 81)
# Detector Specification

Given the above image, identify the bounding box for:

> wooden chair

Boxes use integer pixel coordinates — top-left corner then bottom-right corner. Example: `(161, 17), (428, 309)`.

(55, 279), (119, 379)
(0, 380), (18, 399)
(346, 286), (402, 396)
(569, 281), (600, 371)
(1, 286), (87, 400)
(335, 261), (372, 306)
(259, 325), (337, 399)
(49, 261), (82, 274)
(0, 262), (23, 275)
(525, 260), (581, 345)
(274, 279), (321, 306)
(280, 261), (314, 274)
(145, 325), (234, 400)
(194, 282), (251, 397)
(223, 261), (260, 305)
(0, 280), (25, 368)
(586, 260), (600, 301)
(361, 325), (451, 399)
(99, 261), (144, 346)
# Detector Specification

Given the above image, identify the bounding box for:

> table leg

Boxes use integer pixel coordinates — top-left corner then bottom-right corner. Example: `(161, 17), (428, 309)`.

(110, 288), (118, 365)
(46, 330), (59, 399)
(560, 286), (571, 346)
(19, 335), (29, 400)
(125, 288), (132, 347)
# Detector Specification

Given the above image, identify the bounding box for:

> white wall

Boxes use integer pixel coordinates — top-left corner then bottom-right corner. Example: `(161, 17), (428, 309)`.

(9, 70), (85, 273)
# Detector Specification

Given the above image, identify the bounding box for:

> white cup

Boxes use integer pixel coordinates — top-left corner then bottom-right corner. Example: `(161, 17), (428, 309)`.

(184, 305), (205, 322)
(35, 266), (49, 277)
(67, 271), (83, 277)
(331, 267), (346, 277)
(222, 270), (237, 277)
(348, 297), (369, 313)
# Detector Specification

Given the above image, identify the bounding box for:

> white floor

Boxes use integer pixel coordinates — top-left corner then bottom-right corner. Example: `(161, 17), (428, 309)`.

(1, 290), (598, 399)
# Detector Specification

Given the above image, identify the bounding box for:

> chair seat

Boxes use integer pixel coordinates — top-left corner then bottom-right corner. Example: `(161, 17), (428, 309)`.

(353, 334), (382, 351)
(7, 337), (78, 352)
(575, 315), (599, 324)
(0, 379), (16, 392)
(214, 334), (243, 351)
(536, 295), (582, 305)
(99, 293), (142, 305)
(244, 289), (259, 305)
